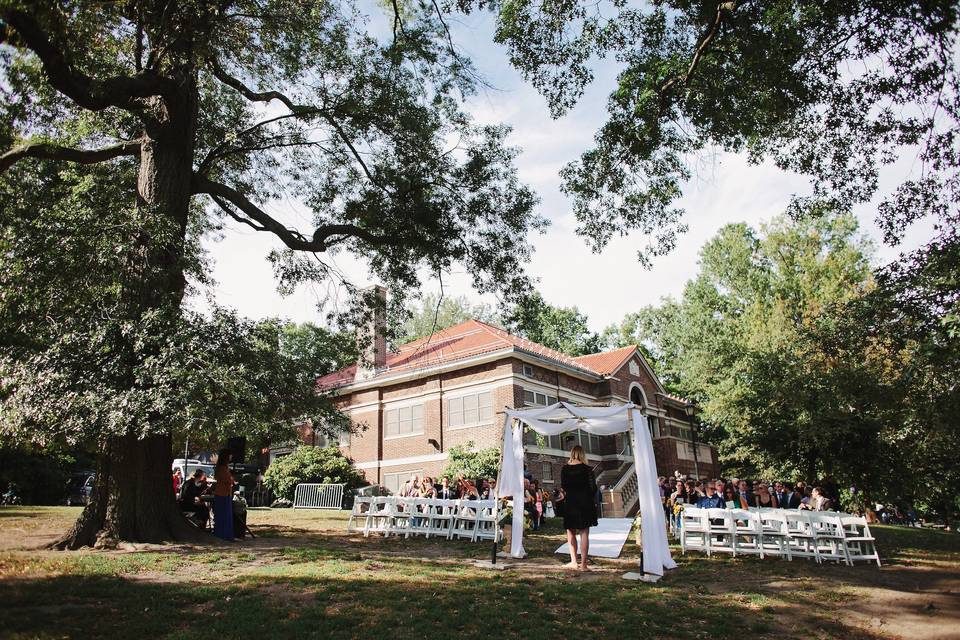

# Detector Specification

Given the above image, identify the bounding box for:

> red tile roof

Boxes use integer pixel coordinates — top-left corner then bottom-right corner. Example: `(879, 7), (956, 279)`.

(316, 319), (639, 390)
(571, 345), (638, 375)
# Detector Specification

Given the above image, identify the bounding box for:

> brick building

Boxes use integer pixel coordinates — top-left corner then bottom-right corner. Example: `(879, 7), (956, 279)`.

(309, 308), (720, 515)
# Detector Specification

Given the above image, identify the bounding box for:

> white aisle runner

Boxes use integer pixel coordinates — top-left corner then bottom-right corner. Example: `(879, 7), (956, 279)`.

(554, 518), (634, 558)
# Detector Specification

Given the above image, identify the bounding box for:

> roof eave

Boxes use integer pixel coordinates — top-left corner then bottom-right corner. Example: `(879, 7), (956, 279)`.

(323, 345), (603, 395)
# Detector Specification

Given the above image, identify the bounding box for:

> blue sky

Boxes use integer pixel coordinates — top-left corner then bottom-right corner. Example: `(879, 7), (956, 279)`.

(192, 6), (937, 333)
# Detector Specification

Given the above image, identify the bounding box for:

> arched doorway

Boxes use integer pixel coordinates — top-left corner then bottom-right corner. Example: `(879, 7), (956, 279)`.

(626, 383), (648, 457)
(630, 385), (646, 408)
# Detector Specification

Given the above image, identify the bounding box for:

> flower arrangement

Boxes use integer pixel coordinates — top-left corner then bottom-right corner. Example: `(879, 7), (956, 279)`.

(497, 501), (532, 530)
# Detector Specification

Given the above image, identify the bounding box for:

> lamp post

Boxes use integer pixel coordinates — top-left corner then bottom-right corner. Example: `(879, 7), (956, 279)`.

(684, 402), (700, 479)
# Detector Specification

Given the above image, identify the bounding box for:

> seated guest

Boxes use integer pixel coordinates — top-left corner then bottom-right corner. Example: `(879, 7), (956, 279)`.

(752, 483), (779, 508)
(737, 480), (751, 507)
(799, 486), (813, 508)
(400, 474), (420, 497)
(178, 469), (210, 528)
(457, 476), (479, 499)
(417, 476), (436, 498)
(436, 476), (457, 500)
(723, 486), (747, 509)
(697, 484), (725, 509)
(772, 481), (786, 507)
(801, 486), (833, 511)
(479, 479), (492, 500)
(780, 482), (802, 509)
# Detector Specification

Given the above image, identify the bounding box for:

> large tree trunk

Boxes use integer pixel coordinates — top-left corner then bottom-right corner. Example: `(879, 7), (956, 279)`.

(54, 434), (208, 548)
(54, 76), (207, 549)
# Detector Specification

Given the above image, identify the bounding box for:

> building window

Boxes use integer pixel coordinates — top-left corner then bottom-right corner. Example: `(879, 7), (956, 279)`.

(523, 390), (557, 407)
(383, 470), (422, 494)
(573, 429), (600, 453)
(522, 390), (561, 447)
(448, 391), (493, 428)
(523, 364), (534, 377)
(541, 462), (554, 482)
(385, 403), (424, 437)
(338, 429), (351, 446)
(647, 416), (660, 438)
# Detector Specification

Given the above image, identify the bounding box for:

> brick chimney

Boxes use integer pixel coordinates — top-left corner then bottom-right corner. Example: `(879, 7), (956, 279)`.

(355, 285), (387, 381)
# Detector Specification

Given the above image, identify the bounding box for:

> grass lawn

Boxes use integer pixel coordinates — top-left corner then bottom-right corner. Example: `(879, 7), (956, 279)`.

(0, 507), (958, 640)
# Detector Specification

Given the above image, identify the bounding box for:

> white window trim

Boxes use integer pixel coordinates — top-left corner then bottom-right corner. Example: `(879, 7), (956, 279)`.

(354, 452), (448, 470)
(384, 430), (425, 441)
(383, 398), (429, 411)
(447, 420), (496, 432)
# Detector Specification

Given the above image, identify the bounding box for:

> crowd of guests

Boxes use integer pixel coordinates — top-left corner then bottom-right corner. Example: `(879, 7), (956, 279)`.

(171, 451), (243, 541)
(392, 473), (569, 532)
(659, 474), (842, 527)
(395, 474), (494, 501)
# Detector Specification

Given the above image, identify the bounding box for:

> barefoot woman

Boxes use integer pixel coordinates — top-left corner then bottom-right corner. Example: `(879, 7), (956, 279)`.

(560, 445), (598, 570)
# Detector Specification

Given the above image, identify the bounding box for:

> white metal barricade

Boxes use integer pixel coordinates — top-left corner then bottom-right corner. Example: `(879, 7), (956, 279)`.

(293, 483), (345, 509)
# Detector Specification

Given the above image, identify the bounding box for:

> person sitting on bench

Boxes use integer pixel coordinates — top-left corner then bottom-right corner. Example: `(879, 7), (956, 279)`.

(179, 469), (210, 528)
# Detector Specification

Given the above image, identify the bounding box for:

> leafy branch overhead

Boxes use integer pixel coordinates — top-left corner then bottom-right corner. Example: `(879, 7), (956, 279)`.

(0, 0), (544, 303)
(483, 0), (959, 262)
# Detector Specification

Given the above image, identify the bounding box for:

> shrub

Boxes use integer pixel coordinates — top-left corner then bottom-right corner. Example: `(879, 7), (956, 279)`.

(262, 445), (366, 502)
(441, 441), (501, 482)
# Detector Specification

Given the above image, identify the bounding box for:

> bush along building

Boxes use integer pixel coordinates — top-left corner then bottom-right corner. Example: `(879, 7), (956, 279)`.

(313, 289), (720, 517)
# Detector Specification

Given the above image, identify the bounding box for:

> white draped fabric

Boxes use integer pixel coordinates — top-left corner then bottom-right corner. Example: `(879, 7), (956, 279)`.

(496, 402), (677, 576)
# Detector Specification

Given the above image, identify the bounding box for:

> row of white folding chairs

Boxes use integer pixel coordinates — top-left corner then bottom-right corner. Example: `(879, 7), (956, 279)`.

(679, 507), (881, 566)
(348, 496), (500, 543)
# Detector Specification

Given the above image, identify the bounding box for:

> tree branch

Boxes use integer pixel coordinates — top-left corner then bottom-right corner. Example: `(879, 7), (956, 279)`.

(208, 59), (389, 192)
(1, 9), (177, 111)
(210, 194), (268, 231)
(208, 58), (312, 114)
(0, 140), (141, 173)
(192, 174), (398, 251)
(659, 2), (736, 107)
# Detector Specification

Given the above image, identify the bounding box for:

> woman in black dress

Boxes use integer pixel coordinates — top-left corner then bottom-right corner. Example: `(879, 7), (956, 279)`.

(559, 445), (598, 570)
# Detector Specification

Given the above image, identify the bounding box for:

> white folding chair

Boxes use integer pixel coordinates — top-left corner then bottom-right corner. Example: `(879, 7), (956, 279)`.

(366, 497), (393, 536)
(730, 509), (763, 558)
(427, 499), (457, 539)
(388, 497), (411, 537)
(809, 512), (850, 564)
(406, 497), (432, 538)
(473, 500), (499, 542)
(451, 499), (479, 540)
(840, 515), (882, 566)
(347, 496), (373, 533)
(705, 508), (736, 556)
(785, 510), (820, 562)
(758, 509), (792, 560)
(679, 507), (708, 553)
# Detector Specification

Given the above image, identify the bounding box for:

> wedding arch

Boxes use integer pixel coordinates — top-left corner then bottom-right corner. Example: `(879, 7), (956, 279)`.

(496, 402), (677, 578)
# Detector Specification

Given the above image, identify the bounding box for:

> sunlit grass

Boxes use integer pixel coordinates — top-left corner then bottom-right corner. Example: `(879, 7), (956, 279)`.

(0, 506), (956, 639)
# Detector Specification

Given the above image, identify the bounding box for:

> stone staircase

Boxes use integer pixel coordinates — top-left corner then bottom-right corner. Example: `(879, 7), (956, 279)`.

(599, 462), (640, 518)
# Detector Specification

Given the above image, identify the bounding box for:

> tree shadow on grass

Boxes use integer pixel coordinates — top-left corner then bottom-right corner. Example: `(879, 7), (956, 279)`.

(0, 563), (878, 640)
